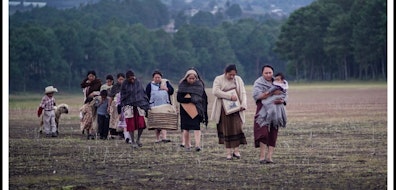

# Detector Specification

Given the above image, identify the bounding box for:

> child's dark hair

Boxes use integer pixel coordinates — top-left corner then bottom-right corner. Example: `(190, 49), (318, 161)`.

(117, 73), (125, 79)
(106, 74), (114, 81)
(274, 72), (285, 80)
(100, 90), (108, 96)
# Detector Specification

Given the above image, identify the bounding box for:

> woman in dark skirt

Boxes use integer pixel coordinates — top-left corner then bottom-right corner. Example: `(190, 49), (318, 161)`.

(211, 64), (247, 160)
(177, 68), (208, 151)
(252, 65), (287, 164)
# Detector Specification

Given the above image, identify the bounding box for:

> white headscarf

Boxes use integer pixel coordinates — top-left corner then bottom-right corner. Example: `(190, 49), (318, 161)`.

(179, 69), (198, 84)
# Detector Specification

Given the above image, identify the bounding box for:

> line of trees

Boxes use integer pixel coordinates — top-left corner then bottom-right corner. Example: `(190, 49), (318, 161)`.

(275, 0), (386, 81)
(9, 0), (387, 93)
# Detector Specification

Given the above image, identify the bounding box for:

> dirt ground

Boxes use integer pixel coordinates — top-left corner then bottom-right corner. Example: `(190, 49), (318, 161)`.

(7, 84), (388, 189)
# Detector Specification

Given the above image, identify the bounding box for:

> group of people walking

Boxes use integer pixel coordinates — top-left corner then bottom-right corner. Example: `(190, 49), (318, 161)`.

(76, 64), (288, 164)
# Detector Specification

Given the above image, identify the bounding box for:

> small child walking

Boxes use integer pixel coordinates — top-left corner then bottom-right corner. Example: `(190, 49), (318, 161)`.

(37, 86), (58, 137)
(80, 97), (95, 139)
(95, 90), (111, 139)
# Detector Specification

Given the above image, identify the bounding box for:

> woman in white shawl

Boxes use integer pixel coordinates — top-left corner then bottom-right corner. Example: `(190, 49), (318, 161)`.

(145, 70), (175, 143)
(211, 64), (247, 160)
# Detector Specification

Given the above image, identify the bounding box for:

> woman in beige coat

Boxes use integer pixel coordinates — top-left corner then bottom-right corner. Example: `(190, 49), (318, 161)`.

(210, 64), (247, 160)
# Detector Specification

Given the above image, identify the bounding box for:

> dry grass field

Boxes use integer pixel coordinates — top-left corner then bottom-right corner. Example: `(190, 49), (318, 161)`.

(7, 83), (388, 189)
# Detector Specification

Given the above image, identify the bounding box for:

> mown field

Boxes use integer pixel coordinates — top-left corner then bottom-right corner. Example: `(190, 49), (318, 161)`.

(7, 83), (388, 189)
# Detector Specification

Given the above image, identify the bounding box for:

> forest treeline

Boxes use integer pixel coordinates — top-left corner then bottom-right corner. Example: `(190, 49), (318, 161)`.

(9, 0), (386, 93)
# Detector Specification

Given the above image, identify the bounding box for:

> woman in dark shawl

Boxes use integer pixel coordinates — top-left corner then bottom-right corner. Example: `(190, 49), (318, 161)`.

(80, 70), (102, 101)
(177, 68), (208, 151)
(120, 70), (150, 148)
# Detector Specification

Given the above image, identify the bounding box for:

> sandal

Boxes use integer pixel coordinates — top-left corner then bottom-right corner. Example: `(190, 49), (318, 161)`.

(266, 160), (275, 164)
(232, 153), (241, 159)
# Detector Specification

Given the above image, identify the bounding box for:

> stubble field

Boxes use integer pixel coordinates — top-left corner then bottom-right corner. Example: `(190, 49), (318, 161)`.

(7, 83), (388, 189)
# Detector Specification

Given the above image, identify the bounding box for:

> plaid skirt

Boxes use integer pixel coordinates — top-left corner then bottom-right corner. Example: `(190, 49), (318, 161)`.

(217, 108), (247, 148)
